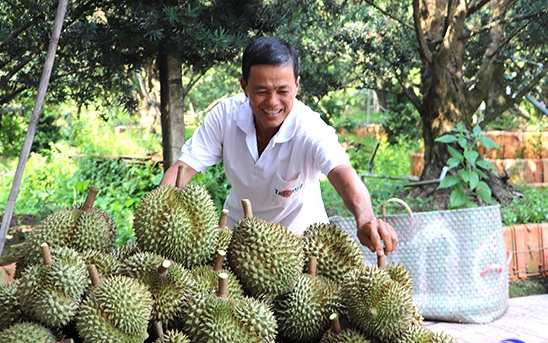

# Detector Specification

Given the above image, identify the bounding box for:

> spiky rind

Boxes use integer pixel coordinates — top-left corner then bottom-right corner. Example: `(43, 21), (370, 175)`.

(81, 249), (120, 279)
(303, 223), (365, 282)
(386, 264), (413, 291)
(228, 217), (304, 297)
(342, 266), (392, 312)
(189, 265), (243, 298)
(18, 247), (88, 328)
(319, 327), (372, 343)
(0, 280), (24, 330)
(155, 329), (191, 343)
(395, 324), (432, 343)
(0, 322), (57, 343)
(119, 252), (196, 329)
(133, 184), (219, 268)
(182, 293), (278, 343)
(76, 275), (152, 342)
(274, 274), (344, 343)
(430, 331), (458, 343)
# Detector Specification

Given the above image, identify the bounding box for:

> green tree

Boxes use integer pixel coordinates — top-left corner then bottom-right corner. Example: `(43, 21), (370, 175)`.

(354, 0), (548, 205)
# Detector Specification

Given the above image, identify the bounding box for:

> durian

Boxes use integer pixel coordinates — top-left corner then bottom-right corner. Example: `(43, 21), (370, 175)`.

(0, 280), (24, 330)
(227, 199), (304, 297)
(274, 256), (344, 343)
(302, 223), (365, 282)
(430, 330), (458, 343)
(0, 322), (57, 343)
(343, 265), (415, 341)
(318, 313), (372, 343)
(190, 250), (243, 298)
(16, 186), (116, 273)
(76, 266), (153, 343)
(133, 166), (219, 268)
(181, 273), (278, 343)
(119, 252), (196, 329)
(80, 249), (120, 279)
(18, 244), (88, 328)
(153, 322), (191, 343)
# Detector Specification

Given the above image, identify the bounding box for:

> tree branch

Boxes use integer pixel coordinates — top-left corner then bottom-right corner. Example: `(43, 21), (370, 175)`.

(360, 0), (414, 30)
(412, 0), (432, 64)
(463, 7), (548, 39)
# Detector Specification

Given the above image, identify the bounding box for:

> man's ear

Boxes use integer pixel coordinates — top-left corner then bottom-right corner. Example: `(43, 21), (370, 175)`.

(240, 78), (247, 97)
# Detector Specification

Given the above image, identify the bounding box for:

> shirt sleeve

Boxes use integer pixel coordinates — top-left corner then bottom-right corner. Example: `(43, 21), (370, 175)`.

(178, 101), (227, 173)
(306, 115), (351, 176)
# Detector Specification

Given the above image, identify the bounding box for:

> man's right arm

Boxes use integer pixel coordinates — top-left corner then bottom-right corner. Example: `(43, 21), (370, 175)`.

(160, 160), (198, 187)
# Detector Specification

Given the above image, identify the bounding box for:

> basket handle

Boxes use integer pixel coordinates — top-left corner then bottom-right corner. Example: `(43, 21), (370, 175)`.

(381, 198), (413, 216)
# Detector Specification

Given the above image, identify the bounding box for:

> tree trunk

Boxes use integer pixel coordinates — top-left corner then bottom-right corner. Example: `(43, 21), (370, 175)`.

(159, 50), (185, 171)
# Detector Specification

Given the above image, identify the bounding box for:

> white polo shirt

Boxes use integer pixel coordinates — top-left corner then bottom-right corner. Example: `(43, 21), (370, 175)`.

(179, 93), (350, 235)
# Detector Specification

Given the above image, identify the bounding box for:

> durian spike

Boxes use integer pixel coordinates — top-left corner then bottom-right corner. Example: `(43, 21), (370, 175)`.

(214, 250), (226, 272)
(219, 209), (229, 228)
(88, 264), (101, 286)
(308, 256), (318, 277)
(176, 165), (187, 188)
(378, 255), (386, 268)
(241, 199), (253, 218)
(155, 321), (165, 338)
(329, 313), (342, 334)
(158, 260), (171, 277)
(40, 242), (53, 265)
(82, 185), (100, 212)
(217, 272), (229, 298)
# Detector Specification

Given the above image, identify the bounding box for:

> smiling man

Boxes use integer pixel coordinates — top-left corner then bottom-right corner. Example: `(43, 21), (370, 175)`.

(161, 36), (398, 257)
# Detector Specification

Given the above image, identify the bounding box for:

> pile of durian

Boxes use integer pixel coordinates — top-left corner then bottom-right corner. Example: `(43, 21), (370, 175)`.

(0, 172), (457, 343)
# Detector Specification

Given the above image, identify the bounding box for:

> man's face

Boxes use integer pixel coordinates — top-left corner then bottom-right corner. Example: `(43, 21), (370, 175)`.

(240, 64), (300, 134)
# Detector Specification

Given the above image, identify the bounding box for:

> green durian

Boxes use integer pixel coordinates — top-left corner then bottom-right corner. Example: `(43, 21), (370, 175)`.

(182, 288), (278, 342)
(395, 324), (432, 343)
(110, 241), (140, 261)
(351, 280), (415, 341)
(209, 210), (233, 269)
(430, 330), (458, 343)
(318, 313), (372, 343)
(342, 265), (392, 310)
(119, 252), (196, 329)
(155, 329), (191, 343)
(16, 187), (116, 273)
(189, 263), (243, 299)
(228, 214), (304, 297)
(274, 257), (344, 343)
(0, 280), (24, 330)
(18, 245), (88, 328)
(81, 249), (120, 279)
(386, 263), (414, 291)
(76, 275), (153, 343)
(302, 223), (365, 282)
(0, 322), (57, 343)
(133, 183), (219, 268)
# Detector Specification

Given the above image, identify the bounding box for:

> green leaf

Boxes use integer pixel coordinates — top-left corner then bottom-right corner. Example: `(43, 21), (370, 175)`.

(457, 137), (468, 149)
(447, 157), (461, 169)
(475, 168), (489, 179)
(476, 159), (497, 171)
(436, 135), (458, 143)
(476, 181), (493, 203)
(447, 146), (464, 161)
(464, 150), (479, 165)
(439, 175), (461, 189)
(472, 125), (482, 136)
(479, 135), (501, 150)
(450, 188), (467, 209)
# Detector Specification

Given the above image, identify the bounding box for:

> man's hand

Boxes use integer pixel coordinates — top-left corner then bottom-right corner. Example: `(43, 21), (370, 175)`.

(357, 218), (398, 257)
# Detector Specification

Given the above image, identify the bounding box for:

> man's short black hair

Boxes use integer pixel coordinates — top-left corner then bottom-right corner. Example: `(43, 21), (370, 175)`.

(241, 36), (299, 83)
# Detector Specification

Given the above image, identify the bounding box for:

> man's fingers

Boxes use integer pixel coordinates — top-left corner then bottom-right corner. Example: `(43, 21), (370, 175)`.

(368, 222), (385, 257)
(378, 220), (398, 255)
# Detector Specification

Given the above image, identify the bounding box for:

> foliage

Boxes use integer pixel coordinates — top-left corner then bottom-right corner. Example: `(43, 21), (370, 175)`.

(435, 123), (501, 209)
(501, 186), (548, 226)
(381, 102), (421, 145)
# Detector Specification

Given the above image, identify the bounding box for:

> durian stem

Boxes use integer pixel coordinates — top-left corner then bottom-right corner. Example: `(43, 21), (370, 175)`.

(176, 165), (187, 188)
(40, 242), (52, 265)
(88, 264), (101, 286)
(219, 209), (229, 228)
(82, 186), (99, 212)
(217, 272), (229, 298)
(308, 256), (318, 277)
(214, 250), (226, 272)
(158, 260), (171, 276)
(377, 255), (386, 268)
(329, 313), (342, 334)
(155, 321), (165, 338)
(241, 199), (253, 218)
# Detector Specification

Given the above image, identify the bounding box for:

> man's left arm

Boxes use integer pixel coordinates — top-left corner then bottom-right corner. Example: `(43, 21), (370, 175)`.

(327, 164), (398, 256)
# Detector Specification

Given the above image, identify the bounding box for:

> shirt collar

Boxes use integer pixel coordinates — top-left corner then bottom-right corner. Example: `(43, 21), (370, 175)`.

(235, 94), (300, 144)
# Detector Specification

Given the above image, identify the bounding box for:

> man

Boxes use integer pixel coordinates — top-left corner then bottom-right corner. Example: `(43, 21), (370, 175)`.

(161, 36), (398, 257)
